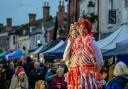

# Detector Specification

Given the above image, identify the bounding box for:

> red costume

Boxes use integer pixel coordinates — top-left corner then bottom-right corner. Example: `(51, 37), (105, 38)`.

(63, 19), (104, 89)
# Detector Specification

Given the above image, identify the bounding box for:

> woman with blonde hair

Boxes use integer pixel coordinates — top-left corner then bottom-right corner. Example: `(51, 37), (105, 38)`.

(106, 61), (128, 89)
(114, 61), (128, 76)
(35, 80), (46, 89)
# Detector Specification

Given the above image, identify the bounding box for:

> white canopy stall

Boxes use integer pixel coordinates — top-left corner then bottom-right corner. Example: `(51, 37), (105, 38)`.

(98, 25), (128, 55)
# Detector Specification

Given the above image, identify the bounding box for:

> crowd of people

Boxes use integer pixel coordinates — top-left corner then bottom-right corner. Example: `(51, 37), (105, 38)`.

(0, 56), (127, 89)
(0, 18), (128, 89)
(0, 56), (68, 89)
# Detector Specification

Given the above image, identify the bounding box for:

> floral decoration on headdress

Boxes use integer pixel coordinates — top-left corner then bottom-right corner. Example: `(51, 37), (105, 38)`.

(68, 23), (79, 39)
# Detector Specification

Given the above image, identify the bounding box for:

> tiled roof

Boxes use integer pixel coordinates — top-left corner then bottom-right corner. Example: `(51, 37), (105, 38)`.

(35, 17), (55, 30)
(43, 18), (55, 30)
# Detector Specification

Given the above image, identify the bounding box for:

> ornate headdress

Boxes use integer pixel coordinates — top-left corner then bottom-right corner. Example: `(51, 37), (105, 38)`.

(77, 18), (92, 34)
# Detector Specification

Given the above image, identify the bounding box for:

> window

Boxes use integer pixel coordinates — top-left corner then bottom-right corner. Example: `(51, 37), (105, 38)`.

(108, 10), (116, 24)
(125, 0), (128, 8)
(13, 36), (16, 45)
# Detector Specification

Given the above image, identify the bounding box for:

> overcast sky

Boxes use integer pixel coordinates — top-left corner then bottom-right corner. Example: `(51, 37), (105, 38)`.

(0, 0), (67, 26)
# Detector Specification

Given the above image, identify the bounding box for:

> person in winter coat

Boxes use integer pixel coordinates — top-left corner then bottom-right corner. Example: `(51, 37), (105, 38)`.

(50, 67), (67, 89)
(106, 61), (128, 89)
(9, 66), (29, 89)
(6, 62), (15, 86)
(0, 64), (8, 89)
(30, 62), (44, 89)
(45, 63), (58, 89)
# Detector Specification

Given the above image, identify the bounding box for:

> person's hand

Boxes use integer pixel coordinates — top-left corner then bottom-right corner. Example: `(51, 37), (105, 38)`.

(101, 80), (106, 85)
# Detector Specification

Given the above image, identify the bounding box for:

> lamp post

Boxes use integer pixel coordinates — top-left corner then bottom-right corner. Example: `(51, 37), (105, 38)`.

(85, 0), (99, 40)
(87, 0), (95, 14)
(86, 0), (96, 23)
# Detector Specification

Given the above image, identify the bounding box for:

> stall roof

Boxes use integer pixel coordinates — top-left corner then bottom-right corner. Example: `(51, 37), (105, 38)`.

(98, 25), (128, 52)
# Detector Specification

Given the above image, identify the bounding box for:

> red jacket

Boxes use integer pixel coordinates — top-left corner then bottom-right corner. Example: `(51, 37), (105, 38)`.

(50, 75), (67, 89)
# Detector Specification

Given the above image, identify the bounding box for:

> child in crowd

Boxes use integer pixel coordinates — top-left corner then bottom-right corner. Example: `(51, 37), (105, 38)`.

(35, 80), (46, 89)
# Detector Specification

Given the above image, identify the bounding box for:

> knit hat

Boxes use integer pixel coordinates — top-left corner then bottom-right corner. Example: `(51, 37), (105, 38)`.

(77, 18), (92, 34)
(56, 67), (64, 73)
(16, 66), (25, 76)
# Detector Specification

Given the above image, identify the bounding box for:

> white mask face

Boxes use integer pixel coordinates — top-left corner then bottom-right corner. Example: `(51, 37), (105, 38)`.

(82, 28), (87, 33)
(79, 25), (88, 35)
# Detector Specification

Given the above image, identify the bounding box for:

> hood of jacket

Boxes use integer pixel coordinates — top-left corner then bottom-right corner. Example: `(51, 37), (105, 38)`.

(113, 75), (128, 87)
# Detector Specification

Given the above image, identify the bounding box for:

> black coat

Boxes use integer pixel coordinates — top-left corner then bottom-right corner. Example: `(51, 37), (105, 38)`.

(30, 69), (45, 88)
(0, 69), (8, 89)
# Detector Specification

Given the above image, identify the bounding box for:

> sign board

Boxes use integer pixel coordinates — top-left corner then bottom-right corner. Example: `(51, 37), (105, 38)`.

(108, 10), (116, 24)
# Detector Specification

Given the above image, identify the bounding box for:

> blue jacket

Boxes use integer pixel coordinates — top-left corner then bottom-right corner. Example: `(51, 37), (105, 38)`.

(106, 75), (128, 89)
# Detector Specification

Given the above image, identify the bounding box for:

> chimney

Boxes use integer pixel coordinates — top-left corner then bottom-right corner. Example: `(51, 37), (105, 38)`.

(58, 0), (65, 12)
(29, 13), (36, 26)
(43, 2), (50, 21)
(7, 18), (12, 27)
